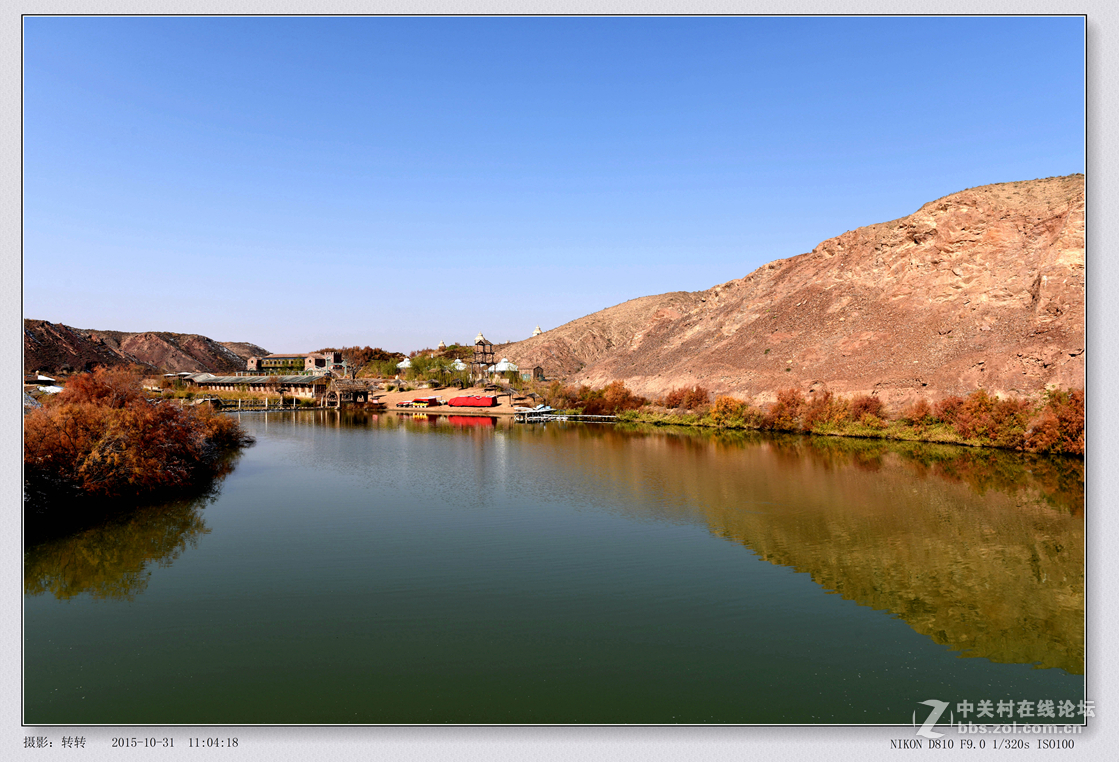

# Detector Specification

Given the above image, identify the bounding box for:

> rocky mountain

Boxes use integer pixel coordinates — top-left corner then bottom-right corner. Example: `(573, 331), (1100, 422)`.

(219, 341), (272, 361)
(23, 320), (268, 375)
(501, 174), (1085, 405)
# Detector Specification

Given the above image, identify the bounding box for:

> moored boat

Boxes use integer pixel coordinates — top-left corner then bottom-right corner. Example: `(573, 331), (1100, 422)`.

(448, 395), (498, 408)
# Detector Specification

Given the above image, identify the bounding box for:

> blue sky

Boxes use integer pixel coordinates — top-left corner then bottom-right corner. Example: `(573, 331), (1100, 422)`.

(23, 16), (1085, 353)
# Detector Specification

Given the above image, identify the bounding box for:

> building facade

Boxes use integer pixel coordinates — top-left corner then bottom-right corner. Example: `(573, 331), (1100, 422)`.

(184, 373), (331, 399)
(246, 352), (345, 375)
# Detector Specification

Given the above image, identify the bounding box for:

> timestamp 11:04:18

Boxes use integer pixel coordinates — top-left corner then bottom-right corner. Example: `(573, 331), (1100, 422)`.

(188, 738), (239, 748)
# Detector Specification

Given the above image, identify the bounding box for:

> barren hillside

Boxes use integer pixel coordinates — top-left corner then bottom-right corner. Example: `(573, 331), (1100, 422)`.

(23, 320), (144, 374)
(219, 341), (271, 361)
(501, 175), (1084, 405)
(23, 321), (269, 375)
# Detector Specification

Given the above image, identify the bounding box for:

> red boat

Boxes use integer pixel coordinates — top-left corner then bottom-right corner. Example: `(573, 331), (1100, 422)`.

(448, 395), (498, 407)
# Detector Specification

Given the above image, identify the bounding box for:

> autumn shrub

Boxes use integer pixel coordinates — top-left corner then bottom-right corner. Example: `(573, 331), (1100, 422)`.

(543, 380), (568, 408)
(899, 398), (935, 427)
(934, 395), (965, 424)
(599, 381), (647, 414)
(763, 389), (805, 431)
(193, 405), (256, 451)
(55, 366), (142, 408)
(578, 381), (646, 415)
(544, 383), (584, 411)
(544, 381), (646, 415)
(950, 389), (1033, 448)
(577, 385), (608, 415)
(663, 386), (710, 410)
(803, 392), (850, 431)
(24, 369), (254, 512)
(662, 388), (685, 407)
(855, 414), (889, 431)
(849, 394), (885, 422)
(1026, 388), (1084, 455)
(709, 396), (748, 428)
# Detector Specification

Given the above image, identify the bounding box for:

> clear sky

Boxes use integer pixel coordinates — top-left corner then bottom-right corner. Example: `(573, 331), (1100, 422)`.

(23, 16), (1085, 354)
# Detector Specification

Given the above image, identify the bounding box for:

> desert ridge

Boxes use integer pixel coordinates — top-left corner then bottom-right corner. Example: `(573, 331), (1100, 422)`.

(497, 174), (1085, 406)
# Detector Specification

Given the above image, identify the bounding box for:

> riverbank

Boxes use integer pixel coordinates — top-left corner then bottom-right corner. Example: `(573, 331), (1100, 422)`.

(375, 383), (1084, 457)
(609, 387), (1084, 456)
(162, 379), (1084, 456)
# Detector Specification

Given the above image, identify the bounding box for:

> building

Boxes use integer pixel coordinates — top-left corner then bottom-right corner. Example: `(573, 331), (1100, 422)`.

(304, 352), (345, 374)
(246, 352), (344, 375)
(183, 373), (331, 399)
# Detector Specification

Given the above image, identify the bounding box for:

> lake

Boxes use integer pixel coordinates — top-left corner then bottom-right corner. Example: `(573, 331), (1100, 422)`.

(24, 411), (1085, 724)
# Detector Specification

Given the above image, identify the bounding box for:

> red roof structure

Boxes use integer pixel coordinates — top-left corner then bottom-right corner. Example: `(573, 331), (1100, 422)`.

(448, 395), (497, 407)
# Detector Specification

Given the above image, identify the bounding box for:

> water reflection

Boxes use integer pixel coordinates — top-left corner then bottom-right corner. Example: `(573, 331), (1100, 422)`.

(25, 411), (1084, 678)
(238, 413), (1084, 675)
(235, 409), (506, 433)
(508, 425), (1084, 674)
(24, 494), (212, 601)
(251, 413), (1084, 674)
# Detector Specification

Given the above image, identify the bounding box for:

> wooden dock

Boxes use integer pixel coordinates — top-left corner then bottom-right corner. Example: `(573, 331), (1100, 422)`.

(512, 411), (618, 424)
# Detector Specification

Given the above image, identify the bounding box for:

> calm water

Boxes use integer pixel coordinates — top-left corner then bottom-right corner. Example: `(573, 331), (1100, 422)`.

(24, 412), (1085, 724)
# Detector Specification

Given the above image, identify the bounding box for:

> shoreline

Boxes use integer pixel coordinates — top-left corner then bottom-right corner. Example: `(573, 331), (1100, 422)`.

(610, 412), (1085, 458)
(209, 384), (1083, 457)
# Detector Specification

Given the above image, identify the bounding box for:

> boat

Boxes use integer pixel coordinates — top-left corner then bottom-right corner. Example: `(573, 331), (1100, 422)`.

(448, 395), (498, 408)
(513, 404), (554, 414)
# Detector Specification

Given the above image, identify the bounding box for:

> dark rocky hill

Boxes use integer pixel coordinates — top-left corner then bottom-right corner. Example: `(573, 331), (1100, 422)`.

(23, 320), (269, 375)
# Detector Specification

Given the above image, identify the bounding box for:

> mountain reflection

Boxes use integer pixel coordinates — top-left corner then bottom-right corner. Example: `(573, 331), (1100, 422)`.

(311, 412), (1083, 674)
(24, 496), (211, 601)
(510, 425), (1084, 674)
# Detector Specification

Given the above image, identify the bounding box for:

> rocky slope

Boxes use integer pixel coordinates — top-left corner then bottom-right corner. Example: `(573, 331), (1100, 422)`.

(501, 175), (1085, 405)
(219, 341), (272, 361)
(23, 320), (268, 375)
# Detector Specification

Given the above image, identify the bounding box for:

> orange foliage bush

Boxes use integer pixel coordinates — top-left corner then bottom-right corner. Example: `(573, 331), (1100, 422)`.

(950, 389), (1032, 448)
(803, 392), (850, 431)
(24, 368), (254, 508)
(709, 396), (748, 427)
(1025, 388), (1084, 455)
(547, 381), (647, 415)
(849, 395), (885, 422)
(934, 395), (965, 424)
(900, 398), (934, 426)
(55, 366), (142, 408)
(663, 386), (710, 410)
(763, 389), (805, 431)
(594, 381), (647, 415)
